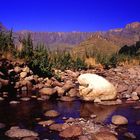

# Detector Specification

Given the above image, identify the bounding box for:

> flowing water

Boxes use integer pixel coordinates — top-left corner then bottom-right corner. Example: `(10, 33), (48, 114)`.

(0, 94), (140, 140)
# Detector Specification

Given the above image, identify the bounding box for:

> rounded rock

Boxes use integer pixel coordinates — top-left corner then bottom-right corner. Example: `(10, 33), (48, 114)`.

(111, 115), (128, 125)
(44, 110), (60, 117)
(93, 131), (118, 140)
(59, 125), (82, 138)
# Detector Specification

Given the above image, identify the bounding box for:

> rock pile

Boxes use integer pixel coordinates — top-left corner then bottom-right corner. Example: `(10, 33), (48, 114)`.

(0, 58), (140, 103)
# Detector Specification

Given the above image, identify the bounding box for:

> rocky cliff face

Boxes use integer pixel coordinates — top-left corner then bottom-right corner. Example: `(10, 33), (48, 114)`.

(15, 22), (140, 49)
(1, 22), (140, 50)
(104, 22), (140, 46)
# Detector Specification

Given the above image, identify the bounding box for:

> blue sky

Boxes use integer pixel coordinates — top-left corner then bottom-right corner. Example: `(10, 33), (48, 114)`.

(0, 0), (140, 31)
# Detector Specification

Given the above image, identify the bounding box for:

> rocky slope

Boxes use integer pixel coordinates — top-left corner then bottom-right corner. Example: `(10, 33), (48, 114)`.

(72, 34), (120, 57)
(73, 22), (140, 57)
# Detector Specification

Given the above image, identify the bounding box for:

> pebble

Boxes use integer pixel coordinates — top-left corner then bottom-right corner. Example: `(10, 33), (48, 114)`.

(20, 97), (31, 101)
(44, 110), (60, 117)
(0, 97), (4, 101)
(38, 120), (55, 127)
(124, 132), (136, 139)
(9, 101), (20, 104)
(5, 126), (38, 138)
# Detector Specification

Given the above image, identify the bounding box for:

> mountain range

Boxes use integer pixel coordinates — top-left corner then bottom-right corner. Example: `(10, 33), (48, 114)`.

(1, 22), (140, 52)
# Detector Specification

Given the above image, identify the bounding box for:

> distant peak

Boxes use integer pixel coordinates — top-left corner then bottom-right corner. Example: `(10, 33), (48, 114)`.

(125, 22), (140, 29)
(109, 28), (123, 32)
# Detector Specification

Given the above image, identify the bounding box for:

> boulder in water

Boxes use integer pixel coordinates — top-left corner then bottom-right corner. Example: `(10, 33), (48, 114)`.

(78, 73), (117, 101)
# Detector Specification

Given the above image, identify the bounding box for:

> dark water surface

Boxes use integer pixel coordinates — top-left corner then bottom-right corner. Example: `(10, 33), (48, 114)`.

(0, 97), (140, 140)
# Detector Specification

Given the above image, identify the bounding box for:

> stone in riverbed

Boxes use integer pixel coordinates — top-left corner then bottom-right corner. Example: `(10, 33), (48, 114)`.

(14, 66), (22, 73)
(62, 80), (74, 91)
(40, 95), (50, 100)
(131, 95), (139, 101)
(124, 132), (136, 139)
(92, 131), (118, 140)
(22, 137), (39, 140)
(38, 120), (54, 127)
(79, 135), (89, 140)
(59, 125), (82, 138)
(21, 86), (28, 91)
(78, 73), (117, 101)
(65, 70), (79, 78)
(20, 80), (33, 90)
(111, 115), (128, 125)
(20, 72), (27, 79)
(39, 88), (56, 95)
(49, 123), (63, 131)
(98, 99), (122, 105)
(135, 86), (140, 95)
(117, 84), (128, 93)
(0, 78), (9, 86)
(59, 96), (75, 102)
(20, 97), (31, 101)
(44, 110), (60, 117)
(9, 101), (20, 104)
(68, 88), (78, 97)
(5, 126), (38, 138)
(65, 117), (75, 123)
(55, 86), (65, 96)
(23, 66), (30, 73)
(52, 80), (63, 87)
(0, 97), (4, 101)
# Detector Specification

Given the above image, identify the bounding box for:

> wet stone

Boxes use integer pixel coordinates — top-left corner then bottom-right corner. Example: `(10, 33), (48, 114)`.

(49, 123), (63, 131)
(111, 115), (128, 125)
(59, 96), (75, 102)
(22, 137), (39, 140)
(9, 101), (20, 104)
(5, 126), (38, 138)
(92, 131), (118, 140)
(20, 97), (31, 101)
(0, 97), (4, 101)
(44, 110), (60, 118)
(79, 135), (89, 140)
(124, 132), (136, 139)
(59, 125), (83, 138)
(38, 120), (55, 127)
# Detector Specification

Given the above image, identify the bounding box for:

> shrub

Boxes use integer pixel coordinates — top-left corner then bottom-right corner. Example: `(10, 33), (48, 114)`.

(28, 44), (52, 77)
(0, 30), (15, 54)
(18, 33), (33, 60)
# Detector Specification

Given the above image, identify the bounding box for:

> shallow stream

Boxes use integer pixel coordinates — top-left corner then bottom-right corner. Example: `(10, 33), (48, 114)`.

(0, 95), (140, 140)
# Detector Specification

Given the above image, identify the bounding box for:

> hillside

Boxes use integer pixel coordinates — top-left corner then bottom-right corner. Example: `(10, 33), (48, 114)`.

(72, 22), (140, 57)
(72, 34), (120, 58)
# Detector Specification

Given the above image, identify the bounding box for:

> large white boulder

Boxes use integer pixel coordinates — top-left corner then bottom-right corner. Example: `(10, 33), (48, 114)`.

(78, 73), (117, 101)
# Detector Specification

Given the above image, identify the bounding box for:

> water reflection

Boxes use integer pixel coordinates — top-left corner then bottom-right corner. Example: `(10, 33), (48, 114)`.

(80, 102), (117, 122)
(0, 98), (140, 140)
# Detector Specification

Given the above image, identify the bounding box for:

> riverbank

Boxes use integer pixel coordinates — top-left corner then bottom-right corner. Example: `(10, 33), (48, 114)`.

(0, 58), (140, 139)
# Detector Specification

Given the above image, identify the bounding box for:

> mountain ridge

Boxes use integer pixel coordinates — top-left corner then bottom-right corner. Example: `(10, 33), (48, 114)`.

(1, 22), (140, 50)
